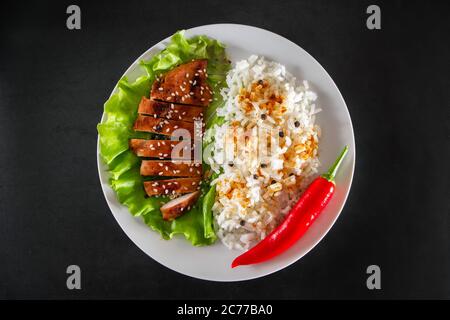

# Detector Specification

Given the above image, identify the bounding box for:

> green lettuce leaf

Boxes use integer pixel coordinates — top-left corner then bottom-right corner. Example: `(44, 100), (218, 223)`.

(98, 31), (230, 246)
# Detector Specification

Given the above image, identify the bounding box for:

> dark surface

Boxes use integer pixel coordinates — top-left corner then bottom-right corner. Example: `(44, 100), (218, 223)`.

(0, 0), (449, 299)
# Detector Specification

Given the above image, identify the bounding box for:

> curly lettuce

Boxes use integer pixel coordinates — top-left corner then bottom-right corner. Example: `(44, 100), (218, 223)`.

(97, 31), (230, 245)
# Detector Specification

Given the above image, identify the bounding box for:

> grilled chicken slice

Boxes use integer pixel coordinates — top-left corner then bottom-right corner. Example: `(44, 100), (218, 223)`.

(151, 59), (212, 107)
(140, 160), (202, 177)
(129, 139), (194, 159)
(160, 191), (200, 221)
(138, 97), (203, 123)
(144, 178), (201, 196)
(133, 114), (197, 137)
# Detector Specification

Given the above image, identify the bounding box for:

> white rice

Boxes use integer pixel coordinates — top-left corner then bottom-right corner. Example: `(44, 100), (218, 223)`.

(204, 55), (321, 250)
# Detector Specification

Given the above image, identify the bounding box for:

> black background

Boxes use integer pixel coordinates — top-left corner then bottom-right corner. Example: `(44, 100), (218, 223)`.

(1, 0), (449, 299)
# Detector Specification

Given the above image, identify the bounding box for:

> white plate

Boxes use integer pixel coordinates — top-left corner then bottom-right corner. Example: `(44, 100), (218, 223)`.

(97, 24), (355, 281)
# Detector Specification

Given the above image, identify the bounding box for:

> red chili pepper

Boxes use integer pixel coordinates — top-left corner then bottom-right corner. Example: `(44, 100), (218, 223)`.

(231, 146), (349, 268)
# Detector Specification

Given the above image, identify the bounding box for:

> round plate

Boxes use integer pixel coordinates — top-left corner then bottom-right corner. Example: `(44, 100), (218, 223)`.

(97, 24), (355, 281)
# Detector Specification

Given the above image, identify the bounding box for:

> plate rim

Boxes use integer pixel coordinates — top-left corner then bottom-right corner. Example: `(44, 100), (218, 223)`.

(96, 23), (356, 282)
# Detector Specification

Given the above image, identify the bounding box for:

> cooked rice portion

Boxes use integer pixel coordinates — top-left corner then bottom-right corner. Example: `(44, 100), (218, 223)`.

(206, 55), (321, 250)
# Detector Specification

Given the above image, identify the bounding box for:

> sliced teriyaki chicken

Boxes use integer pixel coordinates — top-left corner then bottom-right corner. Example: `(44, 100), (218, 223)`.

(138, 97), (203, 122)
(150, 59), (213, 107)
(133, 114), (196, 137)
(143, 178), (201, 196)
(129, 139), (193, 159)
(160, 191), (200, 221)
(140, 160), (202, 177)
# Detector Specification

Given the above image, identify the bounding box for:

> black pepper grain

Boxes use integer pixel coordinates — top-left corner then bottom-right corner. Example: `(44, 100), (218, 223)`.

(279, 131), (284, 137)
(260, 113), (267, 120)
(228, 162), (234, 167)
(294, 121), (300, 128)
(240, 220), (245, 226)
(253, 174), (258, 179)
(260, 163), (267, 168)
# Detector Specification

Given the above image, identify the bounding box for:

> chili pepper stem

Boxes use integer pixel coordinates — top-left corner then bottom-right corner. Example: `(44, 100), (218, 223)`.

(321, 146), (348, 182)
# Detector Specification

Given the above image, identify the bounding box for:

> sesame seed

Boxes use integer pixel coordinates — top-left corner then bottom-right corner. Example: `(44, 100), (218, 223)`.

(171, 93), (175, 97)
(158, 87), (163, 91)
(167, 96), (172, 100)
(186, 73), (189, 78)
(165, 128), (170, 132)
(158, 163), (163, 167)
(189, 92), (194, 95)
(165, 166), (169, 171)
(174, 125), (178, 129)
(153, 188), (158, 193)
(163, 154), (168, 157)
(192, 182), (196, 185)
(165, 189), (169, 194)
